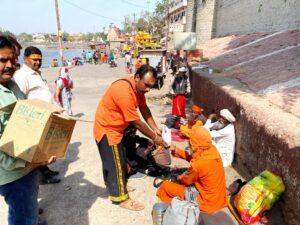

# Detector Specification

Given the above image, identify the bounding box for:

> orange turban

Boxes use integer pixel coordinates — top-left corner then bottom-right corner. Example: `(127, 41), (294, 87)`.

(191, 105), (203, 114)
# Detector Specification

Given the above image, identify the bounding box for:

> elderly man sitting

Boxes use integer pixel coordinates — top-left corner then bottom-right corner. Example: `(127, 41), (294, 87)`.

(204, 109), (236, 167)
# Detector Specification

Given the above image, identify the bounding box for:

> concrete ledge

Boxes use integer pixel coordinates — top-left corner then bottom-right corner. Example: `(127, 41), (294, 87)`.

(191, 70), (300, 225)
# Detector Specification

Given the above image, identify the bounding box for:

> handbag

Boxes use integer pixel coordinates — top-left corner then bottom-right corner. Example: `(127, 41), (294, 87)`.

(162, 197), (200, 225)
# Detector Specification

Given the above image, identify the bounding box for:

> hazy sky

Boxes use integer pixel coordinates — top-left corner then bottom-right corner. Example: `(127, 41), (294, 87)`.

(0, 0), (160, 34)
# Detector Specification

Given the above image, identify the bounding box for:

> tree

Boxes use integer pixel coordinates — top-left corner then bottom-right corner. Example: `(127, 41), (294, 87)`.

(17, 32), (33, 43)
(0, 29), (16, 38)
(94, 32), (107, 42)
(136, 17), (150, 32)
(62, 32), (70, 41)
(83, 32), (94, 42)
(150, 0), (174, 37)
(122, 15), (134, 35)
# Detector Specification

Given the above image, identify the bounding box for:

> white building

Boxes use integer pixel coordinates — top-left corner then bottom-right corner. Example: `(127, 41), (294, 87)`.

(166, 0), (187, 33)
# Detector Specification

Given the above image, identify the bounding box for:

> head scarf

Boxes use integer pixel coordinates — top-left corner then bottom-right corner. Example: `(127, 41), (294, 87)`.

(220, 109), (236, 123)
(191, 105), (203, 114)
(60, 67), (69, 78)
(189, 126), (220, 164)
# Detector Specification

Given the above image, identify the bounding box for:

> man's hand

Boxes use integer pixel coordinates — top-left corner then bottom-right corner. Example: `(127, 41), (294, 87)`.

(154, 128), (162, 136)
(153, 135), (168, 148)
(208, 113), (217, 120)
(28, 156), (57, 167)
(47, 156), (57, 165)
(169, 144), (176, 156)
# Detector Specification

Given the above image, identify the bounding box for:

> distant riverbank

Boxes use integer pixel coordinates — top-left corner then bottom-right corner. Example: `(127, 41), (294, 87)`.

(19, 49), (86, 68)
(20, 42), (91, 50)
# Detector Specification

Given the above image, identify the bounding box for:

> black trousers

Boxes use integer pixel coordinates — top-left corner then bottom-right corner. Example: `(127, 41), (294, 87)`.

(96, 135), (129, 203)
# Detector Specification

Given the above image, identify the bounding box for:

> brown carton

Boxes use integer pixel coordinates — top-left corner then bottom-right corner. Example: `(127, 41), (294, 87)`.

(0, 99), (76, 163)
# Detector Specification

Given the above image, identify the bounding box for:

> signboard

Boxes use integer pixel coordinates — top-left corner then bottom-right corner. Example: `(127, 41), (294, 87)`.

(173, 32), (197, 50)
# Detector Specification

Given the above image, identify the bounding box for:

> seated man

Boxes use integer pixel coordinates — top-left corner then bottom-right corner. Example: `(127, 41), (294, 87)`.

(156, 126), (228, 215)
(122, 124), (154, 179)
(180, 104), (204, 138)
(204, 109), (236, 167)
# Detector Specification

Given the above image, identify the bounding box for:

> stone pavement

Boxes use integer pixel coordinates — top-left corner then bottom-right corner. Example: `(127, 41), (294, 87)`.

(201, 30), (300, 118)
(0, 61), (282, 224)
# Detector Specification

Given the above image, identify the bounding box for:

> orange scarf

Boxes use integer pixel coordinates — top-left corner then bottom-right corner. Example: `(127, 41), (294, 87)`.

(189, 126), (221, 165)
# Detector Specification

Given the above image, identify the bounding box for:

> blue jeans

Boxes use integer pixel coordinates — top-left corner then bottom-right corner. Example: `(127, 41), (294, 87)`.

(0, 169), (39, 225)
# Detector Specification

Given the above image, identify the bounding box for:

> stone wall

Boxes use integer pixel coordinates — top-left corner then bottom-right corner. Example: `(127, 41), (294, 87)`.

(191, 70), (300, 225)
(185, 0), (196, 32)
(195, 0), (217, 44)
(190, 0), (300, 44)
(215, 0), (300, 36)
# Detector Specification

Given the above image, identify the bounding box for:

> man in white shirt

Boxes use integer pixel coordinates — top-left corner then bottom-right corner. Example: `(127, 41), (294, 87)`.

(13, 46), (60, 185)
(204, 109), (236, 167)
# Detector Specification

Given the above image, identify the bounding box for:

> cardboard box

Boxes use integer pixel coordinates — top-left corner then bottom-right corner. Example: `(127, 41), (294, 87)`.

(0, 99), (76, 163)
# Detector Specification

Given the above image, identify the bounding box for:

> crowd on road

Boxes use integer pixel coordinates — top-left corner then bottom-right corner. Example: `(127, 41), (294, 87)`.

(0, 35), (237, 224)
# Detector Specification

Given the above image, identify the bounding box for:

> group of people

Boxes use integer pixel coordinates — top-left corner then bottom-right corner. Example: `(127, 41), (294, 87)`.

(82, 50), (117, 65)
(0, 35), (76, 225)
(93, 54), (237, 217)
(0, 33), (237, 224)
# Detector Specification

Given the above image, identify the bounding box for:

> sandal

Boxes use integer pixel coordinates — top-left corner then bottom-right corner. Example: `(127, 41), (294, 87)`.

(127, 185), (136, 192)
(119, 198), (145, 211)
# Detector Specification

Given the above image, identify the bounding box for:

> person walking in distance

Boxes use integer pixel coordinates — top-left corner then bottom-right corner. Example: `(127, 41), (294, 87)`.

(54, 67), (74, 115)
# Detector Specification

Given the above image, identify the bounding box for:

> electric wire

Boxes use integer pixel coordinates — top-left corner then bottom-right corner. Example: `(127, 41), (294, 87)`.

(63, 0), (122, 22)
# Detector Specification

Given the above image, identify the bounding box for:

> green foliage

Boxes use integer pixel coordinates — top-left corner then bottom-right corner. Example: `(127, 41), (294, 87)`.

(201, 57), (209, 62)
(17, 32), (33, 42)
(136, 17), (150, 32)
(84, 32), (94, 42)
(122, 0), (175, 37)
(0, 30), (16, 38)
(213, 68), (222, 73)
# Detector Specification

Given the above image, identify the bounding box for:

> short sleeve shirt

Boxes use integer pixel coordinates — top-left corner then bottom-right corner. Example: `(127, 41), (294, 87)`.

(93, 75), (146, 145)
(13, 64), (53, 103)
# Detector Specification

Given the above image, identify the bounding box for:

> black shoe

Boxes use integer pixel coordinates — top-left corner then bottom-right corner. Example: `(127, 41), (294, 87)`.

(38, 208), (44, 215)
(45, 170), (59, 176)
(40, 177), (61, 185)
(38, 219), (47, 225)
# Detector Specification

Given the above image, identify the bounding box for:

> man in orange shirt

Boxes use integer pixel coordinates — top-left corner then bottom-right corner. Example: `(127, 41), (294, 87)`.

(156, 126), (228, 214)
(94, 65), (166, 211)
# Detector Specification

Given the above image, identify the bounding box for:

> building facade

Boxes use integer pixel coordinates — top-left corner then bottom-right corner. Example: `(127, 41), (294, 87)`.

(186, 0), (300, 44)
(166, 0), (188, 33)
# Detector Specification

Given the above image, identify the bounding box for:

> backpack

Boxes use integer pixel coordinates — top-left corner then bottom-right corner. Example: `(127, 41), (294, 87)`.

(162, 197), (200, 225)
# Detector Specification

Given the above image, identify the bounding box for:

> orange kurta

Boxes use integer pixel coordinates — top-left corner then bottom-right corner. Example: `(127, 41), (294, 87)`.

(93, 75), (146, 145)
(157, 127), (228, 214)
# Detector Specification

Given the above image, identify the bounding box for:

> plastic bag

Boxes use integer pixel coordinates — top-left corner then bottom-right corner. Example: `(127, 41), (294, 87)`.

(234, 170), (285, 224)
(163, 197), (200, 225)
(161, 124), (171, 147)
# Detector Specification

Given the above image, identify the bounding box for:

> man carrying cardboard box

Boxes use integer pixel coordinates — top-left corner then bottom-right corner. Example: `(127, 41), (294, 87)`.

(14, 46), (60, 185)
(0, 36), (57, 225)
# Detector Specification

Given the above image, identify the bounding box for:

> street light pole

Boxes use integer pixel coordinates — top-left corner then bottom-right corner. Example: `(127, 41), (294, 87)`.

(54, 0), (64, 65)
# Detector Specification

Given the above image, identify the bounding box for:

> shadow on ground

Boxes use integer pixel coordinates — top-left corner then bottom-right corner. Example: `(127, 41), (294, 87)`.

(38, 141), (108, 225)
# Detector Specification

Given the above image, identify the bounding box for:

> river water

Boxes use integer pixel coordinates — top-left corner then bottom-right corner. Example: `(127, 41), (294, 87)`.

(19, 49), (87, 68)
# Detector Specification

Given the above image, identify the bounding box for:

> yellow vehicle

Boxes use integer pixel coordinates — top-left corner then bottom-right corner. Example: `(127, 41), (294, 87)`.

(134, 31), (157, 49)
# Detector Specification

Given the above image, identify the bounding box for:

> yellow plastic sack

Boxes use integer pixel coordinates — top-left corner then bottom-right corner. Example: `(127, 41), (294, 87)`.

(234, 170), (285, 224)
